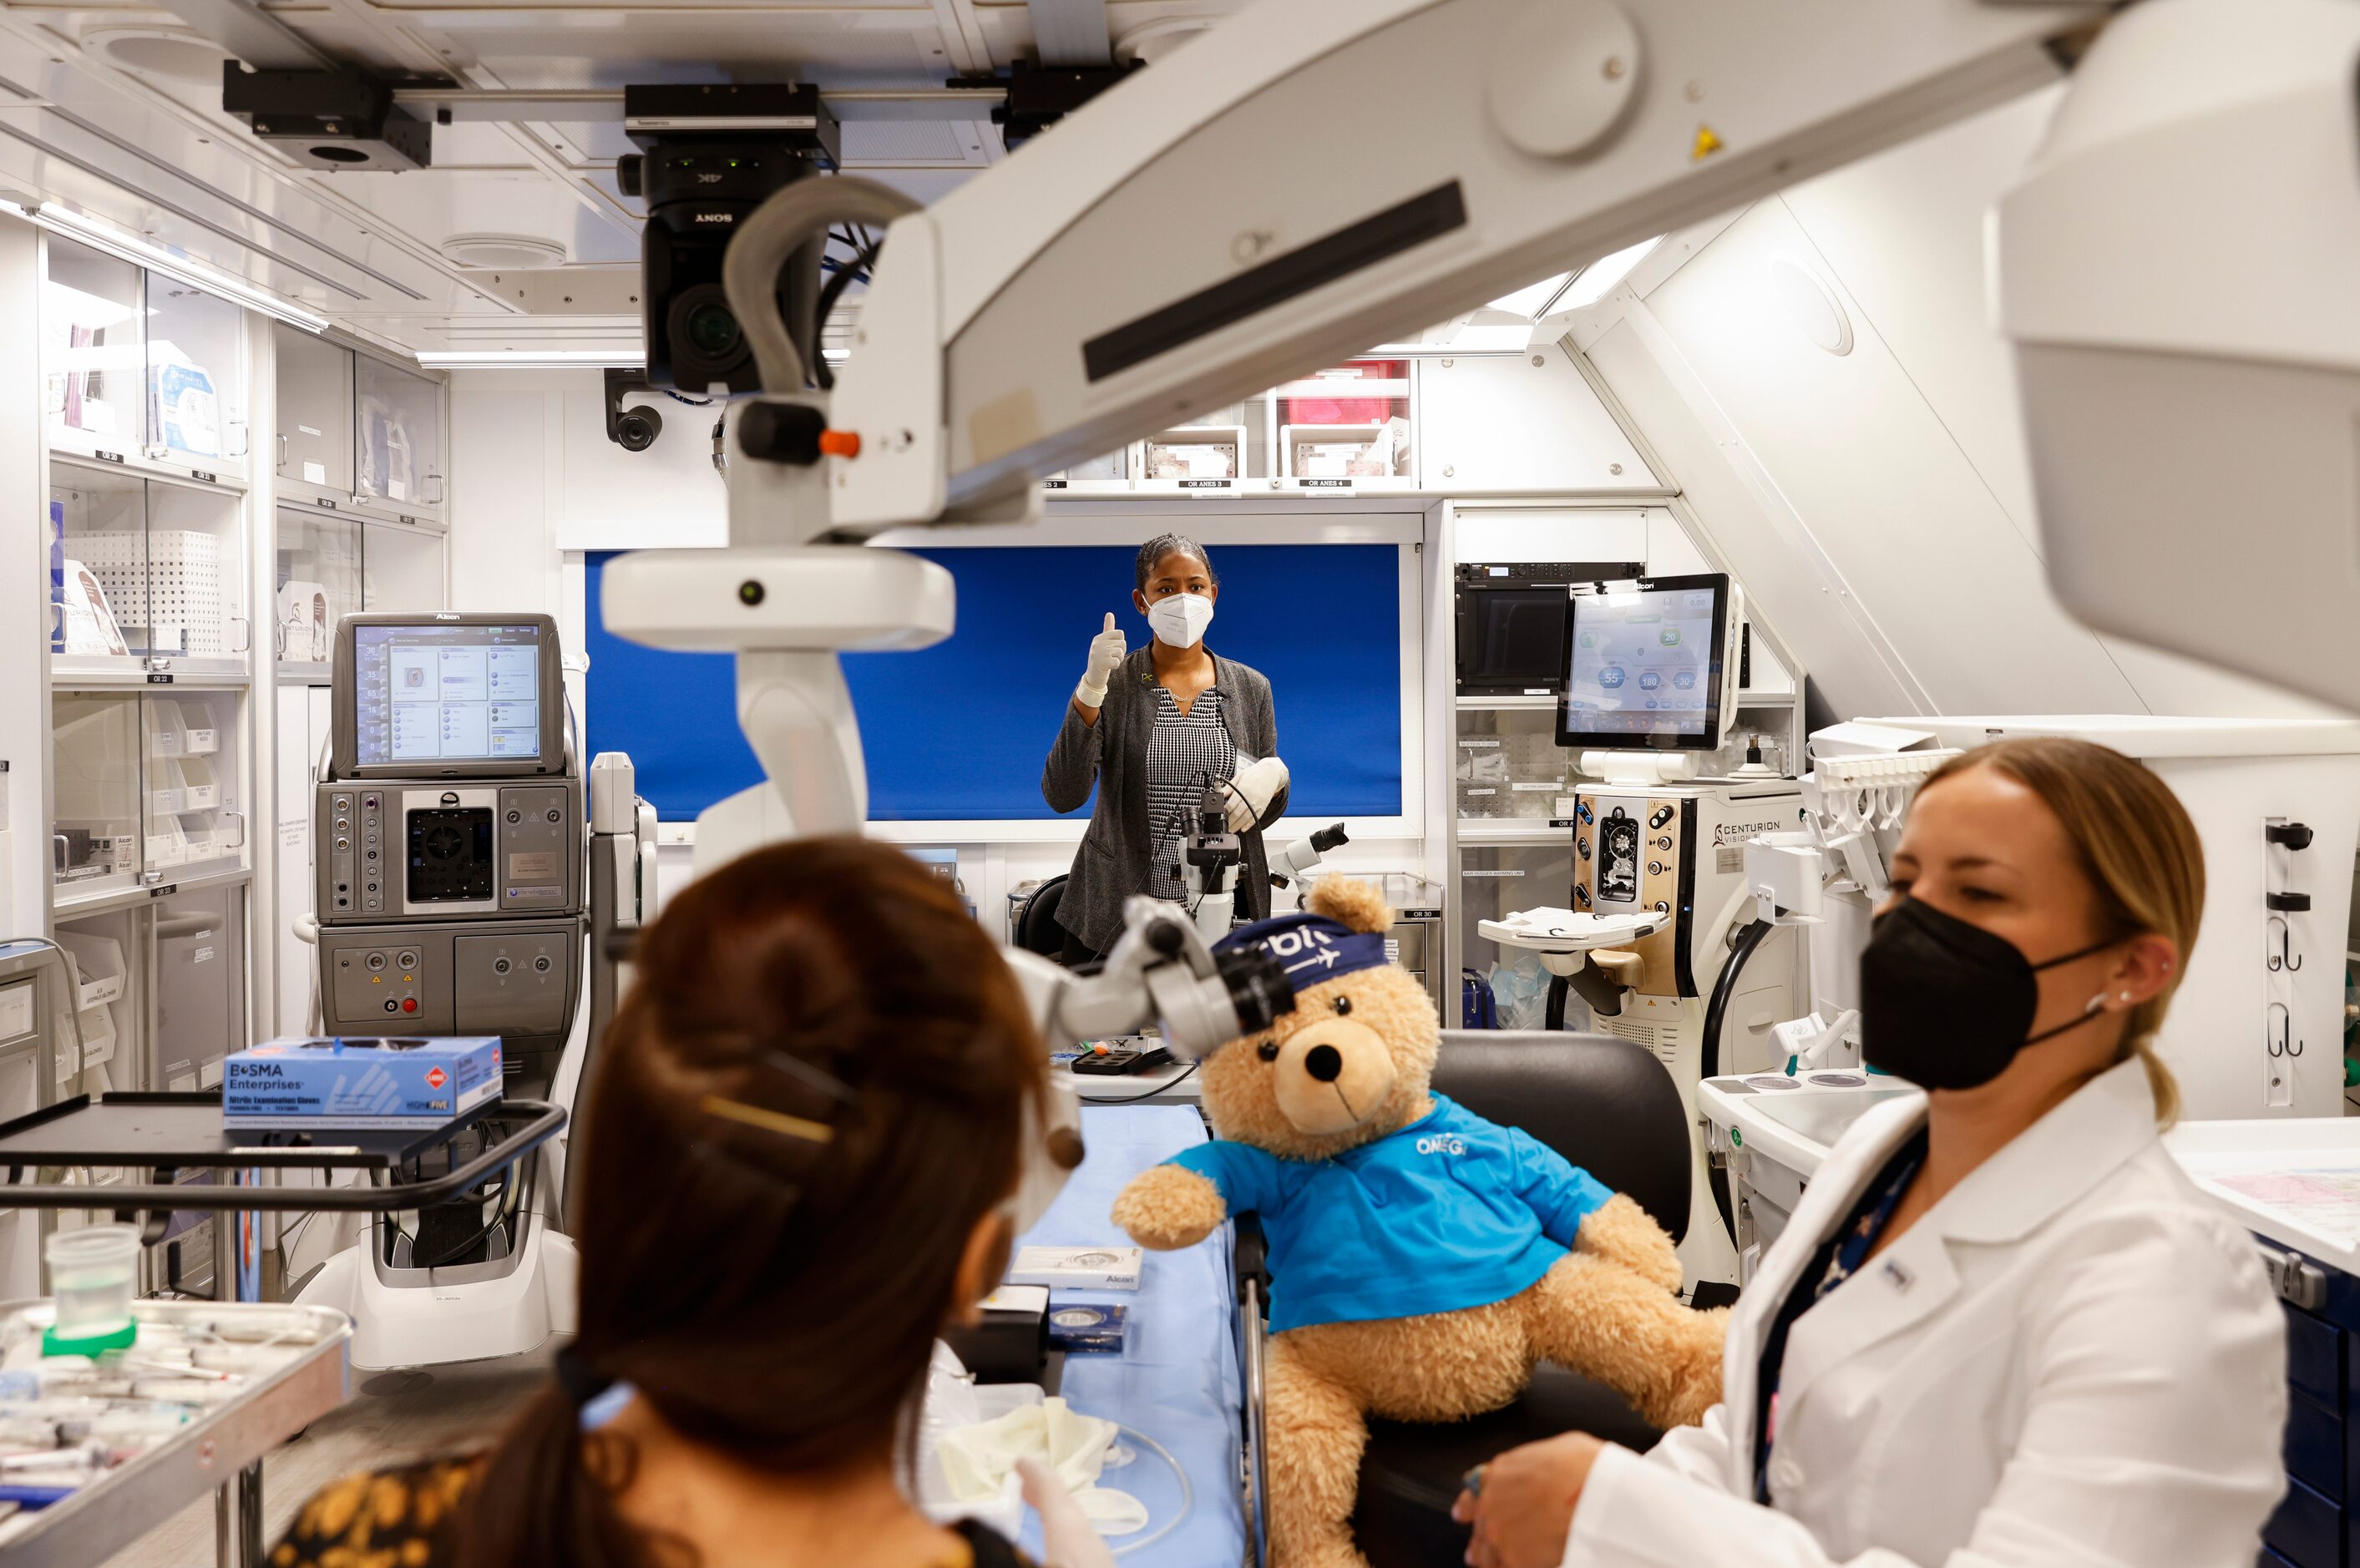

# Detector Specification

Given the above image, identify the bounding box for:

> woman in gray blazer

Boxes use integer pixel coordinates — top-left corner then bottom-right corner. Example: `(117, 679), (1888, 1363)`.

(1041, 534), (1289, 963)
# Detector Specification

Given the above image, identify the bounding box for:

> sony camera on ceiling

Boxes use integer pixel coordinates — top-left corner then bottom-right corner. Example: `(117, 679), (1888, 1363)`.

(617, 84), (841, 395)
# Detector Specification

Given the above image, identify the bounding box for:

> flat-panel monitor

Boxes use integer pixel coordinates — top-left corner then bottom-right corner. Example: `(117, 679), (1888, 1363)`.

(332, 614), (565, 777)
(1556, 573), (1736, 753)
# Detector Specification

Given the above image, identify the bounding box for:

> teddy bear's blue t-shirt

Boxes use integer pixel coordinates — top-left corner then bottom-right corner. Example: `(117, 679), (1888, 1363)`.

(1166, 1093), (1615, 1333)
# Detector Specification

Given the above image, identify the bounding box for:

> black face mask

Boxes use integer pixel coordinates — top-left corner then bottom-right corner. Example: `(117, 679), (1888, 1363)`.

(1858, 898), (2116, 1091)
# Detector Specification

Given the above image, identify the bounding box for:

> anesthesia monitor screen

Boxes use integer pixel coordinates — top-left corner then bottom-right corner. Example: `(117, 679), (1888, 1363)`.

(1560, 579), (1724, 747)
(353, 623), (544, 766)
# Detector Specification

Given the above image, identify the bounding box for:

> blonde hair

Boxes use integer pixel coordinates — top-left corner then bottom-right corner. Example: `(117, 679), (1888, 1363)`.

(1917, 737), (2202, 1125)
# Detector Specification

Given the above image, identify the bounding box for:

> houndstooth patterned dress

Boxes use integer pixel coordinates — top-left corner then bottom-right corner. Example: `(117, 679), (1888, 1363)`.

(1142, 686), (1237, 902)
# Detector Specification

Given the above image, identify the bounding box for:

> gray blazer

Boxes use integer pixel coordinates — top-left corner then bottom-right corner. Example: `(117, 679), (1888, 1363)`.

(1041, 648), (1288, 953)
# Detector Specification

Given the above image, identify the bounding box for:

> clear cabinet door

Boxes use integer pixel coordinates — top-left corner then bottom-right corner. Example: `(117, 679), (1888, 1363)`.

(361, 519), (447, 612)
(1277, 359), (1414, 481)
(53, 465), (246, 670)
(1456, 708), (1576, 821)
(54, 908), (143, 1095)
(276, 508), (362, 670)
(144, 482), (248, 670)
(1458, 842), (1578, 1028)
(153, 883), (245, 1091)
(52, 693), (143, 891)
(275, 324), (354, 495)
(50, 466), (147, 663)
(144, 691), (246, 880)
(43, 238), (145, 458)
(354, 357), (443, 512)
(145, 278), (248, 477)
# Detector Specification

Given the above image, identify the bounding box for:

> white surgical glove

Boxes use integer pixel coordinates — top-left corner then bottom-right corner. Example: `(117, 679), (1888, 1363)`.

(1019, 1456), (1120, 1568)
(1076, 613), (1127, 708)
(1226, 755), (1289, 832)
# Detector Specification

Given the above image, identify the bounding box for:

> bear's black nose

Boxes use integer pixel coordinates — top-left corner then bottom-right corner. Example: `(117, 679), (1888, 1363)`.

(1304, 1044), (1344, 1083)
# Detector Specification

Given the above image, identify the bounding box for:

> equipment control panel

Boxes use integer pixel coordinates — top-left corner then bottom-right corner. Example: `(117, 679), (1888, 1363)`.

(1571, 790), (1691, 999)
(320, 919), (583, 1071)
(318, 779), (583, 925)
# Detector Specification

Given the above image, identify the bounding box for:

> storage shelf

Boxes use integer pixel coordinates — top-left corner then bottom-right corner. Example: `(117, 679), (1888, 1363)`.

(1456, 819), (1571, 847)
(52, 865), (251, 919)
(51, 656), (251, 690)
(1735, 690), (1797, 706)
(50, 447), (247, 496)
(1456, 694), (1557, 711)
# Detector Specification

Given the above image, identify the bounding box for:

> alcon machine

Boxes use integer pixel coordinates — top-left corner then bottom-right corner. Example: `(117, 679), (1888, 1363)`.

(295, 612), (656, 1368)
(1478, 573), (1804, 1289)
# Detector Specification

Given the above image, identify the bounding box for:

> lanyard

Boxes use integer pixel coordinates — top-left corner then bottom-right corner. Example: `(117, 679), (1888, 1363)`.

(1751, 1130), (1927, 1505)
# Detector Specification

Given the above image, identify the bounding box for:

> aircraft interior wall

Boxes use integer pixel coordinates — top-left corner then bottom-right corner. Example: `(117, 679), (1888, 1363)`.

(1577, 84), (2343, 730)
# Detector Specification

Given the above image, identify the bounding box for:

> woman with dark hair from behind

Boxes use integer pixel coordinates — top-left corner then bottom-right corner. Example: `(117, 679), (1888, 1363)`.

(270, 837), (1101, 1568)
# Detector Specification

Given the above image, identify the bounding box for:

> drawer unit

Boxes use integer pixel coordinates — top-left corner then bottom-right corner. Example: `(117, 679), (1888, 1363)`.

(2267, 1474), (2340, 1568)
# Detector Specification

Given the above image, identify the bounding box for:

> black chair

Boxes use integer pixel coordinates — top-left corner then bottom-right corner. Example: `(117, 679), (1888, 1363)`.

(1233, 1030), (1694, 1568)
(1011, 874), (1070, 959)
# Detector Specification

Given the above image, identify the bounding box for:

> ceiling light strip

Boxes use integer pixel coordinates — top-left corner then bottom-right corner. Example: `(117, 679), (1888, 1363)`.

(16, 200), (330, 332)
(413, 348), (649, 369)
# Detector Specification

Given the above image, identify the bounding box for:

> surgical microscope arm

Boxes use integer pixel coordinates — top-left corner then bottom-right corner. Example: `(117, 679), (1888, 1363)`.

(822, 0), (2094, 530)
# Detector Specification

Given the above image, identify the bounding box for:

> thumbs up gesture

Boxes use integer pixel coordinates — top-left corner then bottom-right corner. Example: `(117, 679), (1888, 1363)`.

(1077, 612), (1127, 708)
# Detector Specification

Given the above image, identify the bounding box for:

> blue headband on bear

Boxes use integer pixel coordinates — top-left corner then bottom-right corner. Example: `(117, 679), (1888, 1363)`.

(1215, 913), (1390, 986)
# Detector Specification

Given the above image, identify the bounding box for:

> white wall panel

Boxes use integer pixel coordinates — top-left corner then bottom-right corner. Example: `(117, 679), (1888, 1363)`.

(1419, 344), (1658, 493)
(1583, 316), (1922, 719)
(1635, 192), (2139, 718)
(1587, 89), (2343, 725)
(448, 377), (570, 615)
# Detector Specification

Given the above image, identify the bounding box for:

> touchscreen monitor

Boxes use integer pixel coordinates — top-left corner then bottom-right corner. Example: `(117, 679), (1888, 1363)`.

(1557, 574), (1733, 752)
(334, 615), (563, 776)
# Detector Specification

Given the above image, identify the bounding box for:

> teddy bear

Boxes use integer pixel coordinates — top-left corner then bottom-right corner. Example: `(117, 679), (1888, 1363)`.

(1110, 877), (1725, 1568)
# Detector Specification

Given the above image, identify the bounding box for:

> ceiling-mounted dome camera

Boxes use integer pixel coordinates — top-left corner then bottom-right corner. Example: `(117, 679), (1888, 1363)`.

(604, 367), (663, 453)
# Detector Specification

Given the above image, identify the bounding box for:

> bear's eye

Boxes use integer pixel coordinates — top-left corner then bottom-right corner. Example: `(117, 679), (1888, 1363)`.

(1257, 1041), (1279, 1063)
(1332, 995), (1353, 1016)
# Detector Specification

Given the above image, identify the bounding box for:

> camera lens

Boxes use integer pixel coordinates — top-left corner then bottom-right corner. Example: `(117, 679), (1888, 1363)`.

(615, 410), (659, 453)
(1215, 948), (1296, 1036)
(667, 281), (753, 386)
(686, 300), (741, 357)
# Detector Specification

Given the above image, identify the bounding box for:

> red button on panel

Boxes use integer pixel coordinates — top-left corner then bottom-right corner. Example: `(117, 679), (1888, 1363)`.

(401, 998), (417, 1013)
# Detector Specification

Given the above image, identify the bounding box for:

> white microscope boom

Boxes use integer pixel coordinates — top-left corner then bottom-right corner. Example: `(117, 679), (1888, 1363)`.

(829, 0), (2090, 530)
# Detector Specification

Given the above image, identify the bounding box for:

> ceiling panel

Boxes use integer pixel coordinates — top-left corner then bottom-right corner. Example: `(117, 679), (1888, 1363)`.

(0, 0), (1249, 349)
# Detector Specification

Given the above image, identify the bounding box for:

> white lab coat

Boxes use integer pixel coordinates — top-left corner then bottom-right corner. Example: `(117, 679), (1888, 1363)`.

(1562, 1058), (2287, 1567)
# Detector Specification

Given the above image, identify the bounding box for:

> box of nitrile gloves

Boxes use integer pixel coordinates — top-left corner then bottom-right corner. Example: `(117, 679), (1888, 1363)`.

(222, 1036), (503, 1130)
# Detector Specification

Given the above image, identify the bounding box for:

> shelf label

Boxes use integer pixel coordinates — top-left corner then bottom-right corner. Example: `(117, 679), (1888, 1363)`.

(1042, 479), (1070, 490)
(312, 496), (337, 509)
(94, 449), (125, 465)
(1178, 478), (1235, 490)
(189, 469), (217, 484)
(399, 514), (420, 525)
(150, 883), (178, 898)
(145, 673), (175, 685)
(1294, 478), (1355, 494)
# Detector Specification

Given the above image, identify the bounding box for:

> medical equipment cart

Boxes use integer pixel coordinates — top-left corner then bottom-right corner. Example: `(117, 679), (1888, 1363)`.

(0, 1090), (565, 1566)
(0, 1297), (351, 1568)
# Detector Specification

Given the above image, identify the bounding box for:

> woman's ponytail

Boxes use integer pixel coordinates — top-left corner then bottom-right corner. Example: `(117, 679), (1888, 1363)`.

(454, 1375), (655, 1568)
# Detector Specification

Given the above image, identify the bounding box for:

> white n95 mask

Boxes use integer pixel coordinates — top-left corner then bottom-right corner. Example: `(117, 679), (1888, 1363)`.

(1148, 593), (1214, 649)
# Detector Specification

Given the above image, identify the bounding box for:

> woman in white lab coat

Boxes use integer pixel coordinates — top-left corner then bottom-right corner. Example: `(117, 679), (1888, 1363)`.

(1453, 736), (2288, 1568)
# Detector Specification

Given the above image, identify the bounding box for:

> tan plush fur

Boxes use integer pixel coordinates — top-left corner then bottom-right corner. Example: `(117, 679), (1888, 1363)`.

(1110, 878), (1726, 1568)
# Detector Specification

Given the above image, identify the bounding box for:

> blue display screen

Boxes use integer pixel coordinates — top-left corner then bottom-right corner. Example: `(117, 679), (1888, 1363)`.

(585, 544), (1405, 822)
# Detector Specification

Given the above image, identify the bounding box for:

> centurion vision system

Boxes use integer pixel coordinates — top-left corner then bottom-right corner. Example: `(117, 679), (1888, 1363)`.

(317, 614), (584, 1092)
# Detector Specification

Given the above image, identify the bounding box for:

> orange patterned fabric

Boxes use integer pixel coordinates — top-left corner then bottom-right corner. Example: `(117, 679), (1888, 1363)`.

(271, 1457), (1036, 1568)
